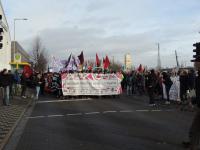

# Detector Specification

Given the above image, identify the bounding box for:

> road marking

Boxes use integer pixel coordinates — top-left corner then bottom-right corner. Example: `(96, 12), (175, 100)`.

(120, 110), (133, 113)
(103, 111), (117, 114)
(151, 110), (162, 112)
(85, 112), (100, 115)
(136, 110), (149, 112)
(47, 115), (64, 118)
(27, 116), (45, 119)
(27, 109), (177, 119)
(37, 99), (93, 104)
(67, 113), (83, 116)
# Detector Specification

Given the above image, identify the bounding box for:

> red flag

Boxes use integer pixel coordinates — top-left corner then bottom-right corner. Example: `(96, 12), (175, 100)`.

(104, 55), (110, 69)
(96, 53), (100, 67)
(23, 65), (33, 78)
(78, 51), (84, 65)
(137, 64), (144, 73)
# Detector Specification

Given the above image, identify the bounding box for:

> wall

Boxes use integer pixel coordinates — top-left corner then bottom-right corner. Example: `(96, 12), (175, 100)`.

(0, 1), (11, 71)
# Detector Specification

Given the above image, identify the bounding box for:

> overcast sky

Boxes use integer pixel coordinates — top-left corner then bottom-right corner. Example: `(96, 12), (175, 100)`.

(1, 0), (200, 68)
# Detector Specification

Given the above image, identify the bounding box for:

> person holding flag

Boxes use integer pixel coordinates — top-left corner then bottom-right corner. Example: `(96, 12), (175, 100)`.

(21, 65), (33, 98)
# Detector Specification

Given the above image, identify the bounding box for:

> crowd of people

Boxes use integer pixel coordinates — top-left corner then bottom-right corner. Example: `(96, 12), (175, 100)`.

(1, 67), (200, 149)
(0, 68), (63, 106)
(0, 67), (200, 109)
(122, 68), (200, 149)
(122, 68), (200, 107)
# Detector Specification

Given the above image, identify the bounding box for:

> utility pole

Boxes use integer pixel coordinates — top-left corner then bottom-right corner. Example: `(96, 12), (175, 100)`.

(157, 43), (161, 70)
(175, 50), (180, 68)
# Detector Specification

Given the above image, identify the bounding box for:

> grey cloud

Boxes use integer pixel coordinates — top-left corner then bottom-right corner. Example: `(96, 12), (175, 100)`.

(21, 27), (162, 67)
(86, 1), (111, 12)
(20, 22), (197, 68)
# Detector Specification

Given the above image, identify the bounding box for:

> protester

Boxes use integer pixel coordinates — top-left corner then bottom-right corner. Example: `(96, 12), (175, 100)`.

(180, 70), (189, 103)
(131, 71), (137, 94)
(187, 69), (196, 108)
(169, 71), (180, 102)
(8, 70), (15, 99)
(162, 72), (173, 104)
(21, 73), (29, 98)
(196, 70), (200, 106)
(183, 70), (200, 149)
(40, 74), (46, 96)
(13, 70), (21, 96)
(0, 69), (11, 106)
(145, 69), (157, 106)
(126, 73), (133, 95)
(34, 73), (42, 100)
(136, 73), (145, 95)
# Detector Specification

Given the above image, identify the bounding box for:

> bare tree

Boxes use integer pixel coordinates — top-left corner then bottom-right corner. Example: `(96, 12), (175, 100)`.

(109, 61), (123, 72)
(30, 37), (48, 72)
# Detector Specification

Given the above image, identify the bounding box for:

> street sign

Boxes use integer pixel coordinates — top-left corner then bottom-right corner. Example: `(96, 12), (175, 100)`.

(14, 53), (21, 63)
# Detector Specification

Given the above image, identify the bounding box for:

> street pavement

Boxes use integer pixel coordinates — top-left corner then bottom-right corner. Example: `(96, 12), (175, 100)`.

(7, 95), (195, 150)
(0, 97), (31, 150)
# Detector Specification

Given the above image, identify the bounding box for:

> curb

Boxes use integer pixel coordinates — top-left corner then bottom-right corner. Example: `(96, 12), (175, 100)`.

(0, 99), (34, 150)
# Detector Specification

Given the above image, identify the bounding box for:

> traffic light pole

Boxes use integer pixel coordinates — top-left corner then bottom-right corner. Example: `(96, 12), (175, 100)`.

(191, 42), (200, 70)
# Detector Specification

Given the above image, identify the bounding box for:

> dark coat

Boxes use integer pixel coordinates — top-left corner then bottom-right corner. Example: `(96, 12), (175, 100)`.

(163, 73), (172, 88)
(8, 73), (15, 85)
(20, 74), (28, 86)
(180, 74), (189, 93)
(0, 73), (11, 87)
(34, 76), (42, 87)
(196, 76), (200, 99)
(188, 72), (196, 89)
(146, 73), (157, 89)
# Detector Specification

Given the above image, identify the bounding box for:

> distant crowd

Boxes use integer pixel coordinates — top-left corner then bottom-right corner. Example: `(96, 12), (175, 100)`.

(122, 69), (200, 108)
(0, 67), (200, 109)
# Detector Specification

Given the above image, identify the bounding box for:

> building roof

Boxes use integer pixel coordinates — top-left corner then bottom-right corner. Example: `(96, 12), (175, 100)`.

(11, 41), (30, 59)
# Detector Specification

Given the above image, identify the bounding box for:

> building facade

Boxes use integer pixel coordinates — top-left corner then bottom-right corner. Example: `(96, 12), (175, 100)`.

(0, 1), (11, 70)
(124, 53), (133, 71)
(10, 41), (31, 70)
(11, 41), (30, 62)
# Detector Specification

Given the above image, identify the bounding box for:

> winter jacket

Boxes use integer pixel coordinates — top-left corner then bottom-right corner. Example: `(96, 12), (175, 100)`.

(163, 74), (173, 88)
(196, 75), (200, 99)
(0, 73), (11, 87)
(146, 73), (157, 89)
(180, 74), (189, 92)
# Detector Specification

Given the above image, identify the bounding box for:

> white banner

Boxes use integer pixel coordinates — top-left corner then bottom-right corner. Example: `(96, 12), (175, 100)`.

(62, 73), (123, 96)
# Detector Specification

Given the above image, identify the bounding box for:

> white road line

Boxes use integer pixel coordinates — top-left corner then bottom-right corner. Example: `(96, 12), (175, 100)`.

(103, 111), (117, 114)
(136, 110), (149, 112)
(47, 115), (64, 118)
(27, 109), (176, 120)
(37, 98), (93, 104)
(67, 113), (83, 116)
(27, 116), (45, 119)
(85, 112), (100, 115)
(120, 110), (133, 113)
(151, 110), (162, 112)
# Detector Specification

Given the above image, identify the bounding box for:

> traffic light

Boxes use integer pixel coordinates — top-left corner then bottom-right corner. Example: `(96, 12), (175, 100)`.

(191, 42), (200, 62)
(0, 14), (3, 49)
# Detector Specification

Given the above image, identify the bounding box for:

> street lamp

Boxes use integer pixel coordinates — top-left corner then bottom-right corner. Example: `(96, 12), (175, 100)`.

(13, 18), (28, 62)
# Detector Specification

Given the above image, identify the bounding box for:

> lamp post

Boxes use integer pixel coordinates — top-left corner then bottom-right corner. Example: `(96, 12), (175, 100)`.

(13, 18), (28, 62)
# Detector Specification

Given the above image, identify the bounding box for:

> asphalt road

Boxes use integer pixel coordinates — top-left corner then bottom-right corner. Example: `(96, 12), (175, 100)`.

(10, 95), (194, 150)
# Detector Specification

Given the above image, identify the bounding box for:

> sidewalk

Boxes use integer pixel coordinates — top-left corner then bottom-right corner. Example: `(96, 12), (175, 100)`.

(0, 97), (32, 150)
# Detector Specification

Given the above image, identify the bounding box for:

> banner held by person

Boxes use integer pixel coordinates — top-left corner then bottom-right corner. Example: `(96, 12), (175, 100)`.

(62, 73), (122, 96)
